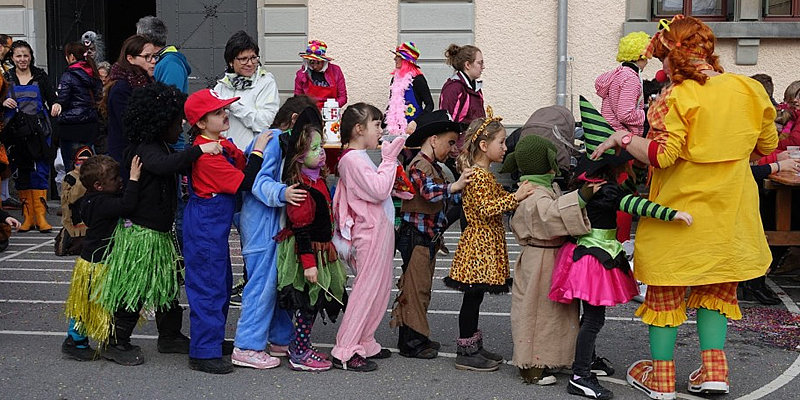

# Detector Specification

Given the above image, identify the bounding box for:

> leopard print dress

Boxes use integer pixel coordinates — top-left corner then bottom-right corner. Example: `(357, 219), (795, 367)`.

(445, 167), (518, 293)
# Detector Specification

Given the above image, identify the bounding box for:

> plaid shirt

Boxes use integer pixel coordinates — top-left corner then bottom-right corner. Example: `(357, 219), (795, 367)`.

(401, 153), (460, 239)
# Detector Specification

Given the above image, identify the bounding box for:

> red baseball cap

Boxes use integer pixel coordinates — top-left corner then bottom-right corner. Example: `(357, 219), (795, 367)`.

(184, 89), (240, 127)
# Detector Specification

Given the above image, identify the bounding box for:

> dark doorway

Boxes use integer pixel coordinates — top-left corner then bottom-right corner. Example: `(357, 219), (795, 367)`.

(105, 1), (157, 65)
(45, 0), (156, 87)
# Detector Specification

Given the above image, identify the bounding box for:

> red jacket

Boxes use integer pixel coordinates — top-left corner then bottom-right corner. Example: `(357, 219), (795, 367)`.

(294, 63), (348, 107)
(439, 71), (485, 125)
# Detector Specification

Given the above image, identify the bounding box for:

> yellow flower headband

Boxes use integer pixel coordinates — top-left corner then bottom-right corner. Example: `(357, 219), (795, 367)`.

(470, 106), (503, 143)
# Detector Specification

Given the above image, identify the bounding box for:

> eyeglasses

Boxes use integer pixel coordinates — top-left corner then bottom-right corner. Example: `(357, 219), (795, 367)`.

(235, 55), (260, 64)
(135, 53), (158, 63)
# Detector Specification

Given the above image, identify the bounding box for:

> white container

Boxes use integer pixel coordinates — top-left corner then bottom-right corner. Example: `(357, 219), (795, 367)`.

(322, 98), (341, 144)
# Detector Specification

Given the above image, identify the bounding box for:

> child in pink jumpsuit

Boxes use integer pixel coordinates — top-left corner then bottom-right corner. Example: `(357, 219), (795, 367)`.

(331, 103), (407, 371)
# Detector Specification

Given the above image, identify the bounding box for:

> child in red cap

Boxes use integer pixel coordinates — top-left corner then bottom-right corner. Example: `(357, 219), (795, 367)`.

(181, 89), (272, 374)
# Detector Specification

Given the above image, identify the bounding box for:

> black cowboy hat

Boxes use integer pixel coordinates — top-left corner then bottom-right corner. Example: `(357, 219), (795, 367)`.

(405, 110), (467, 148)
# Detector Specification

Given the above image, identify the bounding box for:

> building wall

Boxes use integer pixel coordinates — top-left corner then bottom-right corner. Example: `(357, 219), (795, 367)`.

(2, 1), (799, 125)
(0, 0), (47, 69)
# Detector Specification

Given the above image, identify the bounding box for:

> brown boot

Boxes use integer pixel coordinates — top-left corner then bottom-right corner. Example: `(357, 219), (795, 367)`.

(17, 189), (34, 232)
(31, 189), (52, 232)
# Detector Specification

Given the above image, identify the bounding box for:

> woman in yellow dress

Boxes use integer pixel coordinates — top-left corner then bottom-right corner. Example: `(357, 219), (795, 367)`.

(591, 15), (778, 399)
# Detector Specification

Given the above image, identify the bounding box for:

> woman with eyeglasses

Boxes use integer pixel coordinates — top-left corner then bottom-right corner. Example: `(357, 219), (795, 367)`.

(293, 40), (347, 109)
(100, 35), (156, 164)
(214, 30), (280, 150)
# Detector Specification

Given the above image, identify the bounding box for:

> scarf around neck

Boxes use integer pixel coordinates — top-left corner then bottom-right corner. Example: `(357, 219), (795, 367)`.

(226, 72), (254, 90)
(519, 173), (555, 189)
(108, 63), (151, 88)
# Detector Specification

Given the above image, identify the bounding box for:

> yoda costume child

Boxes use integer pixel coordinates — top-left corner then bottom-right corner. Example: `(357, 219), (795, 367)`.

(504, 135), (592, 385)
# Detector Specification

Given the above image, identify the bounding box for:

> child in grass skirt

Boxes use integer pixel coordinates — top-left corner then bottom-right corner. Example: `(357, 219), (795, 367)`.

(63, 155), (141, 361)
(95, 82), (224, 365)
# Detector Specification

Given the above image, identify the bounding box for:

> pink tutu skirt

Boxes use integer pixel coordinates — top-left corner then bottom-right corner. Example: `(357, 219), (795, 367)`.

(549, 242), (639, 307)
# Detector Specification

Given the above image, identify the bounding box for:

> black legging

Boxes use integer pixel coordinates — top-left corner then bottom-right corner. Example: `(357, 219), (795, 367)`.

(572, 301), (606, 377)
(458, 290), (485, 339)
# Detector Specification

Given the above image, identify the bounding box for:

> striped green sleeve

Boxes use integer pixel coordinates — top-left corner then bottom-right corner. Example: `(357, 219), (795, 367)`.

(618, 194), (677, 221)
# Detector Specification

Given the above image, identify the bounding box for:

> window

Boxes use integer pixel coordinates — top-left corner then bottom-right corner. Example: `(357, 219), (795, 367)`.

(764, 0), (800, 19)
(398, 1), (474, 104)
(653, 0), (728, 20)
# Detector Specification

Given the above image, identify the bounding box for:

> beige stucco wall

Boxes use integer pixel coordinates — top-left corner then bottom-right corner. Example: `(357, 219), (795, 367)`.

(715, 39), (800, 102)
(307, 0), (398, 113)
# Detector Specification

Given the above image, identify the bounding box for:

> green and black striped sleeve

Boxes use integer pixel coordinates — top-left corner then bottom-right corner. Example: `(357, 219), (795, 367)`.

(618, 194), (677, 221)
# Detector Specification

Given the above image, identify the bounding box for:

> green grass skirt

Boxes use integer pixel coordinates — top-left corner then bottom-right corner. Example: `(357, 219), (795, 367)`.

(64, 257), (112, 343)
(277, 237), (348, 316)
(95, 221), (181, 313)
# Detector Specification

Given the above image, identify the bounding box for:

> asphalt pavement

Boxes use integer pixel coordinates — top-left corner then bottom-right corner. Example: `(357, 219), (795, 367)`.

(1, 204), (799, 399)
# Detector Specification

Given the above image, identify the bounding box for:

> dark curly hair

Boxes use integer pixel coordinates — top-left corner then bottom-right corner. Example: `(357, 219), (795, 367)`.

(123, 82), (187, 144)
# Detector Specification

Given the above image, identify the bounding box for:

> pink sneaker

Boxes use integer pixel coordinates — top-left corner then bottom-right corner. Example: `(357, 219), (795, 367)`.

(268, 343), (289, 357)
(289, 349), (332, 372)
(310, 346), (329, 360)
(231, 348), (280, 369)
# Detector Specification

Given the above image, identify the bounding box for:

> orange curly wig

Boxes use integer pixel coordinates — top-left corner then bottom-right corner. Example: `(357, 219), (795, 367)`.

(649, 16), (723, 85)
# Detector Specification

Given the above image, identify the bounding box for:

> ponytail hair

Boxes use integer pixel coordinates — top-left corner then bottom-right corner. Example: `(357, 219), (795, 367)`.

(444, 44), (481, 73)
(339, 102), (383, 146)
(63, 42), (100, 79)
(457, 117), (505, 173)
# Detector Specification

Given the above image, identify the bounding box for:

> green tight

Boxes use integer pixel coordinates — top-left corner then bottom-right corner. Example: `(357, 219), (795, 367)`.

(649, 308), (727, 360)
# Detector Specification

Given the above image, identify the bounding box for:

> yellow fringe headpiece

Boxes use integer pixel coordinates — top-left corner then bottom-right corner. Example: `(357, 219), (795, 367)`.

(470, 106), (503, 143)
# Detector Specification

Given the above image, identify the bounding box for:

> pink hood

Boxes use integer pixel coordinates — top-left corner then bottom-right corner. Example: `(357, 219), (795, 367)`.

(594, 65), (645, 136)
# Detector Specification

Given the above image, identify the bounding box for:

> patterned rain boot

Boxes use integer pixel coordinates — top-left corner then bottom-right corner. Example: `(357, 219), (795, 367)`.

(454, 333), (499, 372)
(32, 189), (52, 232)
(17, 189), (34, 232)
(688, 349), (729, 394)
(627, 359), (676, 400)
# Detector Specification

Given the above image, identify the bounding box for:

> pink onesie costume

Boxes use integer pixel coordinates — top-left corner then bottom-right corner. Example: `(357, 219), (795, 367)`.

(331, 136), (406, 362)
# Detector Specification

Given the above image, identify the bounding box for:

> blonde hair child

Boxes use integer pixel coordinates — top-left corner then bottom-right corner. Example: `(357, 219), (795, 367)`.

(445, 107), (534, 372)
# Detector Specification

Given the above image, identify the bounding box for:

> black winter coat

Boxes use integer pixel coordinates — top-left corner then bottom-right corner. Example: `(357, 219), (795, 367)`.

(57, 62), (102, 125)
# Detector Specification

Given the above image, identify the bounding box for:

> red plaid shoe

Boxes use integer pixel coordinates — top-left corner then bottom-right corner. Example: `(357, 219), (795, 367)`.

(688, 349), (729, 394)
(626, 359), (676, 400)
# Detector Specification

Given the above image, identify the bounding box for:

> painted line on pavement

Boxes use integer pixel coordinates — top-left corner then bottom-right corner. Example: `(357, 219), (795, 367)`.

(0, 329), (460, 359)
(0, 268), (73, 272)
(0, 298), (658, 322)
(597, 377), (707, 400)
(0, 239), (54, 263)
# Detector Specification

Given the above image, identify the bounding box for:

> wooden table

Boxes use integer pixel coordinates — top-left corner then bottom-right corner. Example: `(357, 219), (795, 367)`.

(765, 171), (800, 245)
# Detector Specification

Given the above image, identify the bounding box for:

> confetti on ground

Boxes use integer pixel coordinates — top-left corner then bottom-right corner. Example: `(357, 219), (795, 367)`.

(731, 307), (800, 351)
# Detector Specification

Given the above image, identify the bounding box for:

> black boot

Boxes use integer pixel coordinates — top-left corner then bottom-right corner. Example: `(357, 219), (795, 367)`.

(156, 300), (190, 353)
(398, 325), (438, 359)
(741, 276), (780, 305)
(475, 329), (503, 363)
(104, 308), (145, 365)
(454, 333), (499, 372)
(189, 357), (233, 374)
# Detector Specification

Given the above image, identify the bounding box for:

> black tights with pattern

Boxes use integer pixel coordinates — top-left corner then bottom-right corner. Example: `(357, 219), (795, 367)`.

(290, 308), (317, 355)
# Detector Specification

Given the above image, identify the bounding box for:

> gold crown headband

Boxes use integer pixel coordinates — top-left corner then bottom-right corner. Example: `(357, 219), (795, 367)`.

(470, 106), (503, 143)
